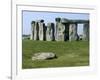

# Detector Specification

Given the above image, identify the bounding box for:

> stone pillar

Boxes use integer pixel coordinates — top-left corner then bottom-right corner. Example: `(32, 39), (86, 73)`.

(30, 21), (35, 40)
(83, 23), (89, 41)
(34, 22), (39, 40)
(33, 22), (36, 40)
(47, 23), (55, 41)
(46, 23), (51, 41)
(69, 23), (77, 41)
(55, 18), (61, 41)
(43, 23), (46, 41)
(61, 18), (69, 41)
(38, 20), (44, 41)
(55, 18), (65, 41)
(64, 23), (69, 41)
(51, 23), (55, 41)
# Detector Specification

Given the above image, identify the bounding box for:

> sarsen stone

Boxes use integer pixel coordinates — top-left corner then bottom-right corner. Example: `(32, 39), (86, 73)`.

(32, 52), (57, 61)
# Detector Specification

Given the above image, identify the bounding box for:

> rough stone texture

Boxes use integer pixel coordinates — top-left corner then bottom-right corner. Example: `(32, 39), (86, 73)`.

(50, 23), (55, 41)
(47, 23), (55, 41)
(33, 22), (38, 40)
(38, 22), (44, 41)
(69, 23), (77, 41)
(36, 22), (39, 40)
(30, 18), (89, 41)
(30, 21), (35, 40)
(32, 52), (57, 61)
(43, 24), (46, 41)
(46, 23), (52, 41)
(64, 23), (69, 41)
(56, 22), (65, 41)
(83, 23), (89, 41)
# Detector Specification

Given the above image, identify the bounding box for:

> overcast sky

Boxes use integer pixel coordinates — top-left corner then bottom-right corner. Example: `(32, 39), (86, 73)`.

(22, 11), (89, 35)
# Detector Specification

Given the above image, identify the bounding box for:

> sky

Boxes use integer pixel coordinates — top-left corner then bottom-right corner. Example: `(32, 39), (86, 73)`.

(22, 11), (89, 35)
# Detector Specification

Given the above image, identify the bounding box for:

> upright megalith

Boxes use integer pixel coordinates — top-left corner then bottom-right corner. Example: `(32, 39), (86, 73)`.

(69, 23), (78, 41)
(55, 18), (61, 41)
(32, 21), (37, 40)
(30, 21), (35, 40)
(61, 18), (69, 41)
(49, 23), (55, 41)
(38, 20), (45, 41)
(31, 21), (39, 40)
(46, 23), (51, 41)
(31, 20), (46, 41)
(30, 18), (89, 42)
(36, 22), (39, 40)
(51, 23), (55, 41)
(43, 23), (46, 41)
(46, 23), (55, 41)
(83, 22), (89, 41)
(55, 18), (65, 41)
(64, 23), (69, 41)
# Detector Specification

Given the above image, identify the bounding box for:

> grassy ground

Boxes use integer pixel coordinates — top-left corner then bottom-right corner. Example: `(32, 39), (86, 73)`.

(22, 40), (89, 69)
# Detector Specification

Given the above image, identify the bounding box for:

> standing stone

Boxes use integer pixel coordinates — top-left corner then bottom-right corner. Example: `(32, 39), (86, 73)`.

(30, 21), (35, 40)
(64, 23), (69, 41)
(46, 23), (52, 41)
(33, 22), (36, 40)
(51, 23), (55, 41)
(69, 23), (77, 41)
(55, 18), (61, 41)
(61, 18), (69, 41)
(43, 23), (46, 41)
(83, 23), (89, 41)
(38, 20), (44, 41)
(46, 23), (55, 41)
(55, 18), (65, 41)
(34, 22), (39, 40)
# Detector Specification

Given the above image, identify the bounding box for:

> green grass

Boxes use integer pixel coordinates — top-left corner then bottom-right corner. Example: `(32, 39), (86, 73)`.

(22, 40), (89, 69)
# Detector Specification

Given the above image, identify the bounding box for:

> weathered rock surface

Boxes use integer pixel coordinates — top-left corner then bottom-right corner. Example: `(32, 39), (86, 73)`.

(32, 52), (57, 61)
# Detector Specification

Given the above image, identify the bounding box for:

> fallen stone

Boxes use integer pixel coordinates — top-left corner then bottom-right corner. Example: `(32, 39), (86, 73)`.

(32, 52), (57, 61)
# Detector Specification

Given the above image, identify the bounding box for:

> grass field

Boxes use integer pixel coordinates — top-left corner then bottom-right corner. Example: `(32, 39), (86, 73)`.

(22, 40), (89, 69)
